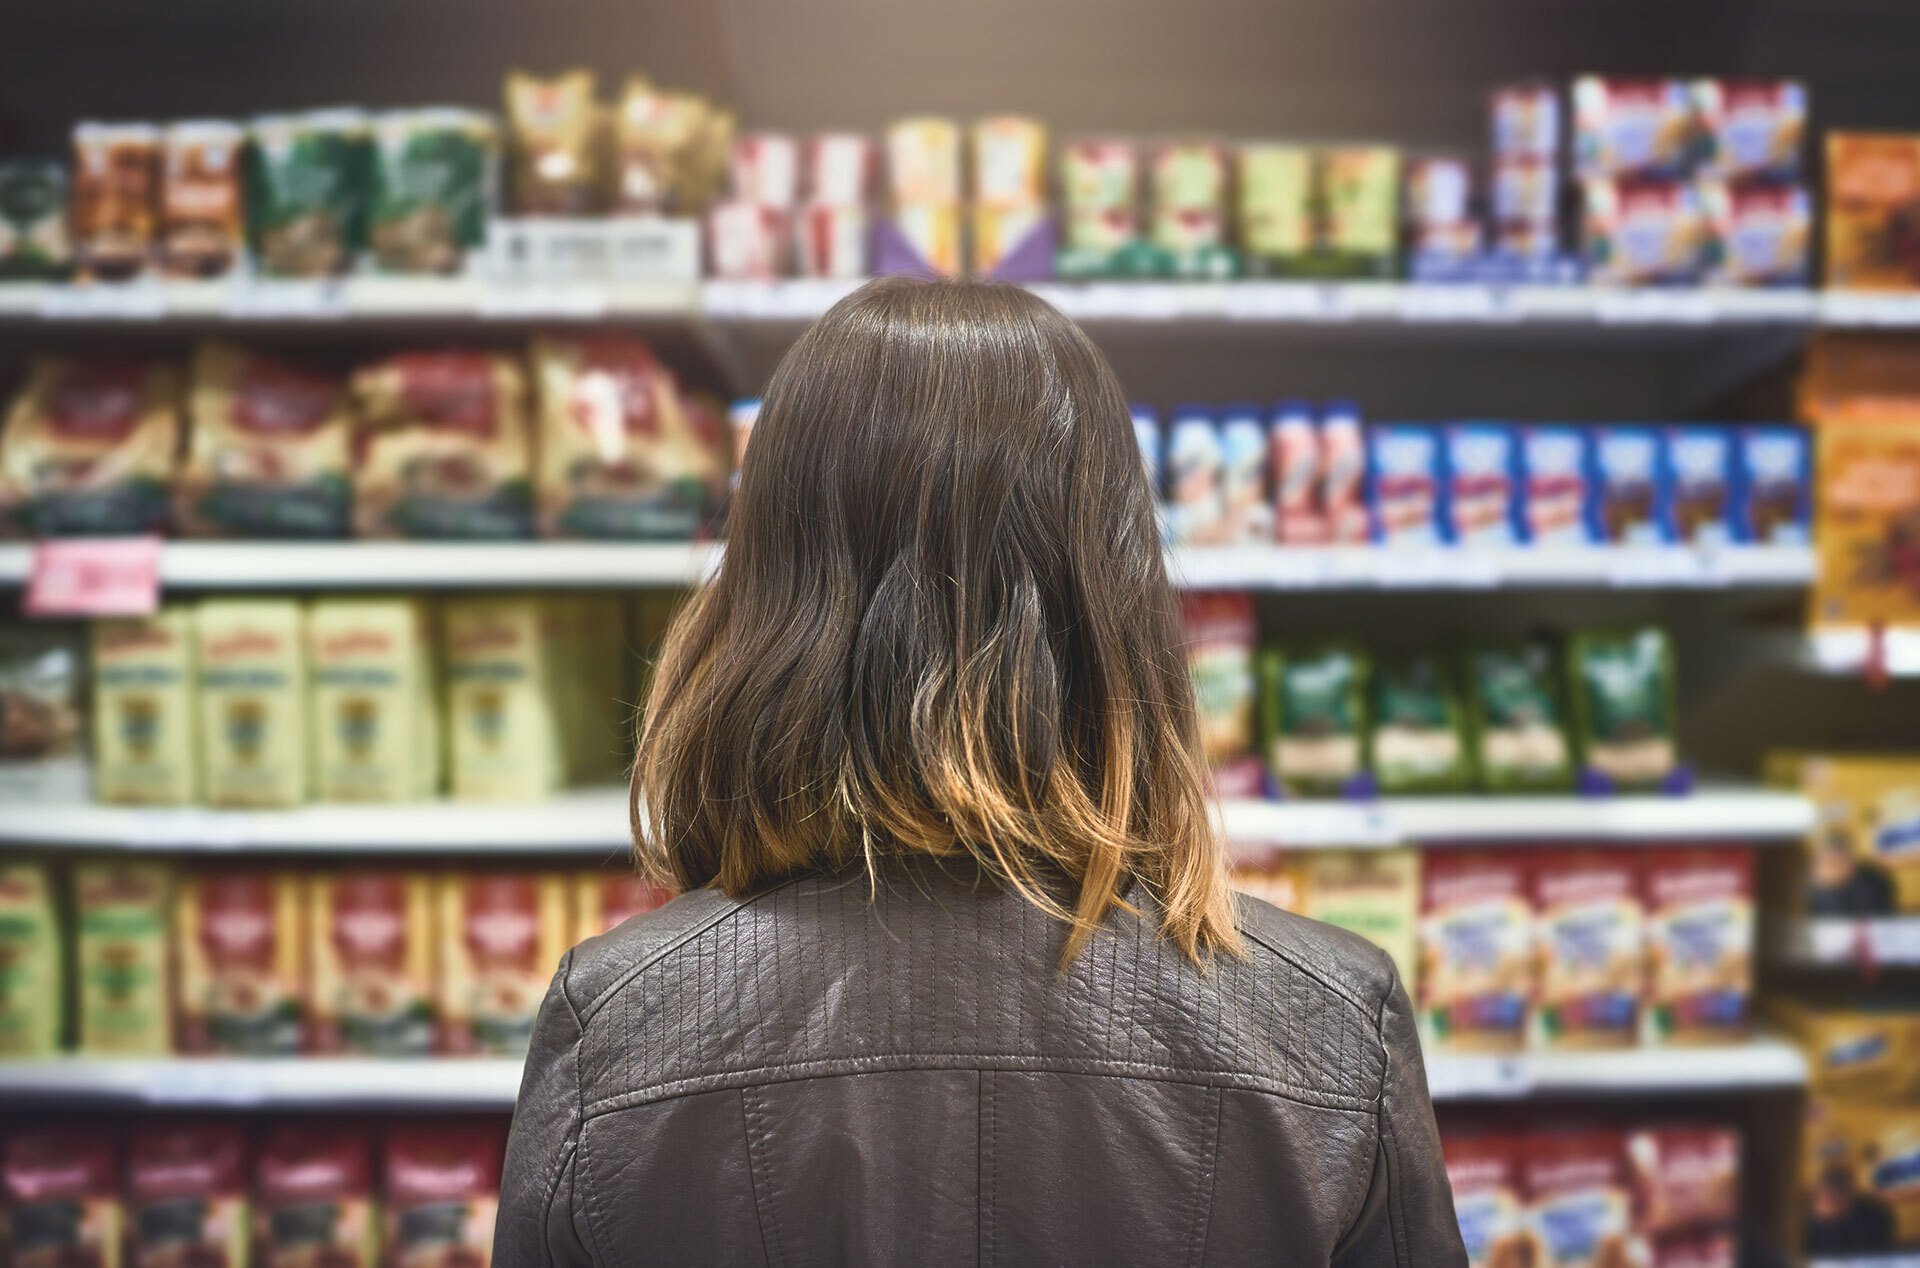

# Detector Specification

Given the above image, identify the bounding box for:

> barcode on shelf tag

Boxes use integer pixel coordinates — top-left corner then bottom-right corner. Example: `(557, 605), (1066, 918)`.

(25, 537), (162, 617)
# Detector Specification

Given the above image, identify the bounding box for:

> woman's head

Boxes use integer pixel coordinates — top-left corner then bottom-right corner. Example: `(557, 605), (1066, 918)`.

(633, 276), (1242, 961)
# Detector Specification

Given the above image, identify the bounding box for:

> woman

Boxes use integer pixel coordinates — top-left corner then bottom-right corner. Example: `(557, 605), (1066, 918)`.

(498, 277), (1463, 1268)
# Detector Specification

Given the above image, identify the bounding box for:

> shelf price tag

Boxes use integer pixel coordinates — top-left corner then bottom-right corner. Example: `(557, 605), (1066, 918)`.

(38, 284), (167, 320)
(25, 537), (162, 617)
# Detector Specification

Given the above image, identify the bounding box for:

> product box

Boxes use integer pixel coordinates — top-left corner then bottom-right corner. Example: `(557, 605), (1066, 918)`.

(1371, 655), (1470, 794)
(0, 159), (73, 279)
(1419, 851), (1532, 1051)
(73, 120), (160, 281)
(1059, 138), (1139, 263)
(1695, 79), (1806, 179)
(438, 871), (572, 1055)
(1643, 849), (1753, 1045)
(1626, 1127), (1740, 1236)
(1269, 400), (1323, 545)
(309, 598), (438, 803)
(794, 202), (869, 278)
(1573, 77), (1700, 177)
(885, 117), (961, 207)
(1444, 424), (1522, 546)
(1517, 426), (1594, 546)
(257, 1124), (379, 1268)
(1303, 848), (1421, 991)
(1321, 402), (1370, 545)
(1464, 639), (1574, 792)
(1769, 754), (1920, 915)
(3, 356), (180, 537)
(1566, 627), (1680, 790)
(1532, 851), (1643, 1049)
(1492, 157), (1559, 231)
(1321, 146), (1400, 276)
(1233, 856), (1311, 915)
(1182, 592), (1258, 778)
(382, 1124), (504, 1268)
(575, 871), (675, 942)
(1523, 1131), (1637, 1268)
(2, 1128), (124, 1268)
(1825, 133), (1920, 291)
(972, 116), (1046, 209)
(1802, 1095), (1920, 1256)
(176, 869), (306, 1054)
(197, 599), (308, 808)
(1492, 82), (1562, 159)
(1165, 404), (1226, 546)
(1443, 1134), (1529, 1268)
(128, 1121), (249, 1268)
(443, 597), (564, 802)
(309, 870), (437, 1055)
(1367, 424), (1447, 546)
(0, 863), (61, 1057)
(706, 200), (788, 279)
(1258, 644), (1370, 798)
(74, 860), (172, 1055)
(1663, 427), (1735, 546)
(92, 607), (199, 806)
(1810, 422), (1920, 631)
(1239, 144), (1313, 268)
(1733, 426), (1810, 545)
(1588, 427), (1670, 545)
(1702, 178), (1810, 286)
(1769, 995), (1920, 1100)
(1150, 140), (1232, 263)
(1582, 176), (1711, 285)
(1219, 402), (1272, 544)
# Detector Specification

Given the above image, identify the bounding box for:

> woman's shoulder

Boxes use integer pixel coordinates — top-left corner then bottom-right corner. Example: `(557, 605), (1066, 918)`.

(559, 884), (756, 1019)
(1231, 890), (1406, 1023)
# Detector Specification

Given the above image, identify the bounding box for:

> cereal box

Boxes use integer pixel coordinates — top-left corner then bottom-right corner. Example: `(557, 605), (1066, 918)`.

(0, 863), (60, 1057)
(1303, 848), (1421, 990)
(176, 869), (306, 1054)
(1060, 139), (1138, 257)
(443, 597), (564, 801)
(309, 598), (436, 803)
(256, 1124), (378, 1268)
(128, 1121), (248, 1268)
(1238, 144), (1312, 267)
(1581, 176), (1710, 285)
(1150, 141), (1230, 256)
(1269, 400), (1322, 545)
(1419, 851), (1532, 1051)
(1492, 82), (1561, 159)
(309, 870), (436, 1055)
(1589, 427), (1669, 545)
(1733, 426), (1810, 546)
(75, 860), (172, 1055)
(1258, 644), (1369, 798)
(1321, 146), (1400, 277)
(1809, 422), (1920, 632)
(1443, 1134), (1528, 1268)
(197, 599), (307, 808)
(1802, 1095), (1920, 1254)
(574, 871), (675, 942)
(1824, 133), (1920, 290)
(1219, 402), (1272, 544)
(1368, 425), (1446, 546)
(382, 1124), (504, 1268)
(1165, 405), (1225, 546)
(92, 607), (200, 805)
(3, 1127), (124, 1268)
(1531, 852), (1643, 1049)
(885, 118), (961, 207)
(1642, 849), (1752, 1045)
(1695, 79), (1805, 179)
(1320, 402), (1370, 545)
(1702, 177), (1810, 286)
(1769, 995), (1920, 1100)
(1523, 1131), (1635, 1268)
(1627, 1127), (1739, 1236)
(1663, 427), (1735, 546)
(1573, 77), (1699, 177)
(1444, 424), (1522, 547)
(438, 871), (572, 1055)
(1771, 754), (1920, 916)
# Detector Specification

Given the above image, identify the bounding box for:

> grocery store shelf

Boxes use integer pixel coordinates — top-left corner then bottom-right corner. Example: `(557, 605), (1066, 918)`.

(0, 1040), (1807, 1108)
(0, 541), (1813, 593)
(1221, 788), (1814, 849)
(1804, 627), (1920, 679)
(0, 276), (702, 321)
(1777, 917), (1920, 967)
(5, 787), (1812, 851)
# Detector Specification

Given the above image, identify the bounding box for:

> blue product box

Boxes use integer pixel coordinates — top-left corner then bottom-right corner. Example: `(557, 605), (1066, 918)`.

(1734, 425), (1811, 544)
(1367, 424), (1448, 546)
(1589, 426), (1671, 545)
(1664, 426), (1737, 545)
(1517, 426), (1596, 545)
(1165, 403), (1224, 546)
(1219, 401), (1273, 543)
(1443, 424), (1523, 546)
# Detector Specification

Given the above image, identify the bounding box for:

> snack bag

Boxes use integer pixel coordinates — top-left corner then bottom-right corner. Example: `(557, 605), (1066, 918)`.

(443, 597), (564, 801)
(1, 356), (179, 537)
(1445, 425), (1522, 547)
(1643, 849), (1752, 1044)
(1239, 144), (1313, 269)
(3, 1128), (124, 1268)
(366, 108), (495, 275)
(1370, 654), (1470, 793)
(1801, 1096), (1920, 1254)
(1523, 1132), (1636, 1268)
(74, 860), (172, 1054)
(309, 869), (436, 1055)
(1825, 133), (1920, 290)
(1258, 644), (1369, 797)
(1418, 851), (1531, 1051)
(178, 341), (352, 538)
(309, 598), (437, 802)
(0, 863), (60, 1057)
(0, 625), (86, 803)
(1443, 1135), (1529, 1268)
(256, 1125), (379, 1268)
(197, 599), (307, 808)
(1774, 754), (1920, 916)
(0, 159), (73, 279)
(1589, 426), (1670, 545)
(1303, 849), (1421, 990)
(248, 109), (367, 279)
(615, 79), (735, 216)
(72, 120), (160, 280)
(1181, 592), (1257, 778)
(532, 336), (727, 539)
(504, 69), (599, 215)
(1518, 426), (1594, 545)
(1531, 851), (1643, 1049)
(92, 607), (200, 805)
(128, 1122), (249, 1268)
(438, 871), (571, 1055)
(1565, 626), (1679, 789)
(1367, 425), (1447, 546)
(574, 871), (675, 941)
(382, 1124), (504, 1268)
(160, 119), (246, 278)
(1465, 639), (1573, 792)
(1732, 426), (1809, 545)
(175, 868), (306, 1054)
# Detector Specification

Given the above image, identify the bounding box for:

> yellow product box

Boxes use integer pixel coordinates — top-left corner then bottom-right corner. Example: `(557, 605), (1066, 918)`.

(971, 116), (1047, 209)
(0, 862), (61, 1056)
(1771, 996), (1920, 1100)
(74, 860), (173, 1055)
(444, 597), (564, 801)
(1303, 848), (1421, 994)
(886, 117), (962, 206)
(91, 606), (199, 805)
(309, 869), (437, 1055)
(1810, 421), (1920, 632)
(308, 597), (434, 802)
(573, 870), (675, 942)
(438, 871), (571, 1055)
(1233, 856), (1311, 915)
(1770, 751), (1920, 915)
(197, 599), (308, 808)
(176, 869), (306, 1054)
(1802, 1094), (1920, 1254)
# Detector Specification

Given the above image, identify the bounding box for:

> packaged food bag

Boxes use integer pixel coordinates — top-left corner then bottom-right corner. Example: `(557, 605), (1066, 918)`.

(504, 69), (600, 215)
(309, 869), (436, 1055)
(575, 870), (675, 941)
(2, 1128), (124, 1268)
(75, 860), (173, 1054)
(197, 599), (307, 808)
(159, 119), (246, 278)
(366, 108), (495, 275)
(128, 1122), (249, 1268)
(256, 1124), (379, 1268)
(443, 597), (563, 801)
(1370, 653), (1470, 793)
(1303, 849), (1421, 991)
(1181, 592), (1257, 771)
(178, 341), (352, 538)
(531, 336), (728, 539)
(92, 607), (200, 805)
(248, 109), (368, 279)
(1418, 851), (1531, 1051)
(1531, 851), (1643, 1049)
(1643, 848), (1752, 1044)
(1258, 643), (1369, 797)
(309, 598), (438, 802)
(1565, 626), (1679, 789)
(616, 78), (734, 216)
(1, 356), (179, 537)
(175, 868), (306, 1054)
(0, 159), (74, 279)
(382, 1124), (504, 1268)
(72, 120), (160, 280)
(438, 870), (571, 1055)
(0, 625), (86, 804)
(1465, 639), (1573, 792)
(0, 863), (61, 1056)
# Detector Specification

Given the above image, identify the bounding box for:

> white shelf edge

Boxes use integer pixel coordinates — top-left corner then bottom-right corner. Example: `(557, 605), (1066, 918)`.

(1422, 1037), (1807, 1100)
(1777, 916), (1920, 967)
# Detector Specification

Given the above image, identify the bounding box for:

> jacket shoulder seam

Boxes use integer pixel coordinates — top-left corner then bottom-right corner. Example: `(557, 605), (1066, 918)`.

(575, 882), (795, 1023)
(1237, 923), (1386, 1025)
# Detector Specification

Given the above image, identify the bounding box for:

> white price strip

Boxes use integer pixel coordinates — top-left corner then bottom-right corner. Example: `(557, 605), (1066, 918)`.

(478, 285), (609, 319)
(225, 281), (351, 320)
(1595, 291), (1716, 325)
(1398, 286), (1502, 322)
(1607, 549), (1708, 587)
(1373, 551), (1495, 588)
(1427, 1055), (1535, 1099)
(144, 1063), (270, 1106)
(1222, 283), (1331, 321)
(39, 285), (167, 320)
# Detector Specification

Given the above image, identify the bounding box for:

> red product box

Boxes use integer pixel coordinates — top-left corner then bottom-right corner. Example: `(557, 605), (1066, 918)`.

(1531, 851), (1644, 1050)
(1627, 1126), (1740, 1236)
(1443, 1134), (1529, 1268)
(1420, 850), (1534, 1051)
(1523, 1131), (1636, 1268)
(1641, 848), (1753, 1045)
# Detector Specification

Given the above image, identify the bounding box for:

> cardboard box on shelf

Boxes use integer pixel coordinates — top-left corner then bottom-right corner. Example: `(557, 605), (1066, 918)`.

(74, 860), (172, 1055)
(175, 869), (306, 1055)
(1769, 752), (1920, 916)
(91, 606), (199, 806)
(196, 599), (308, 809)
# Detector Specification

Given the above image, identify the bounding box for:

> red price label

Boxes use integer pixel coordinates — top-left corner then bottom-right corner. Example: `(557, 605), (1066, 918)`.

(25, 537), (162, 617)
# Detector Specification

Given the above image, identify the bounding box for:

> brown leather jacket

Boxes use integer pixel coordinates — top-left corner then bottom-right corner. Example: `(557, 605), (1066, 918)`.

(496, 859), (1465, 1267)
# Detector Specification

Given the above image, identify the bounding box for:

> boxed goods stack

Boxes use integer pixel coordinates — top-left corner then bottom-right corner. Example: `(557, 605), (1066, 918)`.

(707, 132), (797, 279)
(884, 118), (965, 276)
(971, 117), (1049, 277)
(1057, 138), (1140, 277)
(1403, 153), (1482, 282)
(1826, 133), (1920, 291)
(1488, 82), (1563, 278)
(1237, 143), (1398, 279)
(796, 133), (875, 278)
(1150, 139), (1235, 278)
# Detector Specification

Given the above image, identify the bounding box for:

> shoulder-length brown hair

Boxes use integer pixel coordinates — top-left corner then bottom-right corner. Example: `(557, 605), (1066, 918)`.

(632, 276), (1242, 962)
